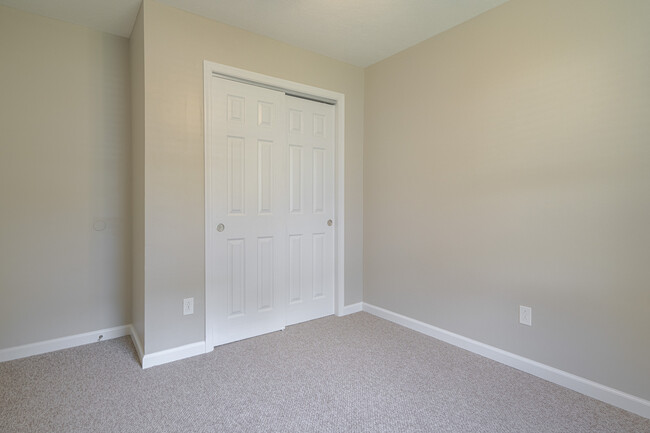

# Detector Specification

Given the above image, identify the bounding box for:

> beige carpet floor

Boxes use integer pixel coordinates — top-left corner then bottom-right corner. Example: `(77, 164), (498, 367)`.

(1, 312), (648, 432)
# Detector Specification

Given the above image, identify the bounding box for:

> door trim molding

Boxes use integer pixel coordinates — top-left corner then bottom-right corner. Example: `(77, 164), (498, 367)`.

(203, 61), (346, 350)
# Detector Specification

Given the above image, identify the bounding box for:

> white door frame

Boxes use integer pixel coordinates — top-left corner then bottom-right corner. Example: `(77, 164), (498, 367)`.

(203, 60), (345, 351)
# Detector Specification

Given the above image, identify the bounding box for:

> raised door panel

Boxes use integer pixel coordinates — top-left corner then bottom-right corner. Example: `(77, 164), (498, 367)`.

(258, 140), (273, 215)
(227, 239), (246, 317)
(257, 237), (274, 311)
(227, 136), (246, 215)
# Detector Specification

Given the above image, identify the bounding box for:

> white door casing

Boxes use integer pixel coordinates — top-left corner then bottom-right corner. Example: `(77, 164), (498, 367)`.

(204, 62), (345, 350)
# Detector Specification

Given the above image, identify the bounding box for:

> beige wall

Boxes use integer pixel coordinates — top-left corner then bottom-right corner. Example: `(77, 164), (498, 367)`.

(7, 0), (644, 403)
(140, 0), (364, 353)
(364, 0), (650, 400)
(130, 4), (146, 350)
(0, 6), (132, 348)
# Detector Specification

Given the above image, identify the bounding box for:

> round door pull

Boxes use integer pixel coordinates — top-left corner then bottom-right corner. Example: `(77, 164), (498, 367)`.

(217, 223), (225, 232)
(327, 219), (333, 227)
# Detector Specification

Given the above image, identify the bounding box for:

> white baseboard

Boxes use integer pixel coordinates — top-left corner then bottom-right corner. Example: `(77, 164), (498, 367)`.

(139, 302), (364, 368)
(339, 302), (363, 316)
(141, 341), (206, 369)
(0, 325), (132, 363)
(128, 325), (144, 363)
(0, 323), (206, 370)
(363, 303), (650, 419)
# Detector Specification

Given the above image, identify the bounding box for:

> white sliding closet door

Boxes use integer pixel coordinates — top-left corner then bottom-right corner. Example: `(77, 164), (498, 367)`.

(209, 78), (287, 345)
(286, 96), (336, 325)
(208, 77), (335, 347)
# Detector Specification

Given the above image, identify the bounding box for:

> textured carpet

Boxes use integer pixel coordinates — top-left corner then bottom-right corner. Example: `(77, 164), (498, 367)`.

(1, 312), (648, 433)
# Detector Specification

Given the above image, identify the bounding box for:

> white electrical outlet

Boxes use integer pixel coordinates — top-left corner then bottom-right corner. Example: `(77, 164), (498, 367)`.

(520, 305), (532, 326)
(183, 298), (194, 315)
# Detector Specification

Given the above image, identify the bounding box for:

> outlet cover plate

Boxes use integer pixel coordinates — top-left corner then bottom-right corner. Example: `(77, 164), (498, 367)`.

(183, 298), (194, 315)
(520, 305), (532, 326)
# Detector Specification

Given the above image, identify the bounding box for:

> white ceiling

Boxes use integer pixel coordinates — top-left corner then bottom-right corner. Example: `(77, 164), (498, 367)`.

(0, 0), (510, 67)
